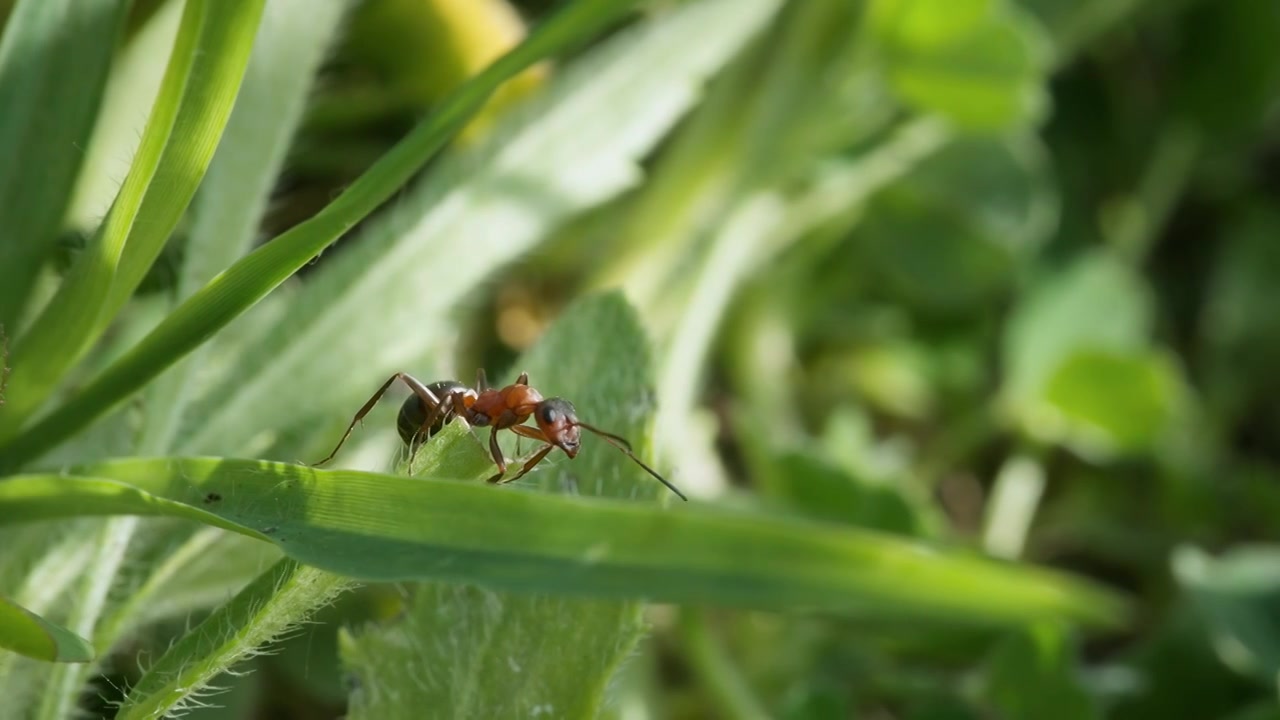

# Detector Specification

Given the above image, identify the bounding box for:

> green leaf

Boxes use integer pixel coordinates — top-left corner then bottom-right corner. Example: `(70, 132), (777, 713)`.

(342, 584), (645, 720)
(342, 294), (663, 720)
(116, 558), (351, 720)
(1000, 250), (1153, 437)
(0, 0), (645, 471)
(857, 135), (1054, 314)
(0, 458), (1126, 626)
(0, 524), (97, 705)
(0, 596), (94, 663)
(981, 624), (1100, 720)
(872, 0), (1051, 130)
(1041, 348), (1182, 457)
(0, 0), (128, 330)
(1174, 545), (1280, 683)
(751, 442), (924, 536)
(0, 0), (267, 440)
(173, 0), (779, 462)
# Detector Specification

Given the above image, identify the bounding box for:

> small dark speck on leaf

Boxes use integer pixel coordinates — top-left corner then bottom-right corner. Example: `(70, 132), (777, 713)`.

(262, 526), (278, 534)
(203, 492), (222, 504)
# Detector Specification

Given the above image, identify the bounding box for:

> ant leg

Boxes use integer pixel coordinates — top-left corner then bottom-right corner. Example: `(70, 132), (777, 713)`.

(509, 423), (549, 445)
(498, 444), (555, 485)
(499, 422), (555, 484)
(313, 373), (439, 466)
(484, 426), (508, 483)
(407, 381), (480, 470)
(407, 407), (448, 471)
(498, 424), (555, 484)
(408, 390), (462, 465)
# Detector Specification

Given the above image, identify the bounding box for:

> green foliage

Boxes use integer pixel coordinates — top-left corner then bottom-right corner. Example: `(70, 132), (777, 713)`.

(0, 597), (93, 664)
(0, 0), (1277, 716)
(0, 0), (127, 331)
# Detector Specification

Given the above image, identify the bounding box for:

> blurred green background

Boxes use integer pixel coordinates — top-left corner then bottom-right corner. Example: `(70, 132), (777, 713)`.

(3, 0), (1280, 717)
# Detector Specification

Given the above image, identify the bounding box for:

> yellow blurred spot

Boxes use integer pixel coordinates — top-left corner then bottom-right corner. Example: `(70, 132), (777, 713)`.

(347, 0), (548, 141)
(496, 285), (549, 350)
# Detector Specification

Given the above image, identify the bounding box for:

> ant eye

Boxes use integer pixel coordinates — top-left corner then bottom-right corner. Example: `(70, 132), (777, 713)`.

(540, 405), (559, 424)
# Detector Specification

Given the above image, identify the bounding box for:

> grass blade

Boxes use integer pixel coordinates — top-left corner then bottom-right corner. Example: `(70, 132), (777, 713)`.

(0, 0), (129, 330)
(103, 0), (269, 325)
(0, 459), (1126, 627)
(36, 517), (136, 720)
(0, 526), (96, 706)
(0, 0), (267, 440)
(175, 0), (778, 461)
(115, 558), (351, 720)
(0, 0), (641, 471)
(139, 0), (351, 454)
(0, 596), (94, 663)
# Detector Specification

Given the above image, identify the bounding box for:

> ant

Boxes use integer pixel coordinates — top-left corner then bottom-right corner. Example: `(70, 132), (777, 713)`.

(311, 369), (688, 501)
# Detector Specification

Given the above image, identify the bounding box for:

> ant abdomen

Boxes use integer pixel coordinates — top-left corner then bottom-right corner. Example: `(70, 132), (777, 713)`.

(397, 380), (468, 447)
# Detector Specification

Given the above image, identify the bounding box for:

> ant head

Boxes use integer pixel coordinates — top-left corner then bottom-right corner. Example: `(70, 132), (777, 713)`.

(535, 398), (581, 457)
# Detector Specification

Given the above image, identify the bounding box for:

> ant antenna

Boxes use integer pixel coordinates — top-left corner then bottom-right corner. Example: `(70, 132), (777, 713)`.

(576, 422), (688, 501)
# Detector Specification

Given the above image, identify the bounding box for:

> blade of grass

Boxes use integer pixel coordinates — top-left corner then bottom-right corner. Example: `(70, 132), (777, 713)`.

(681, 608), (771, 720)
(66, 0), (182, 232)
(0, 526), (95, 705)
(0, 458), (1126, 627)
(99, 527), (281, 645)
(170, 0), (776, 461)
(346, 0), (543, 139)
(0, 596), (94, 663)
(0, 0), (129, 330)
(0, 0), (267, 440)
(36, 517), (136, 720)
(115, 558), (352, 720)
(102, 0), (268, 325)
(655, 119), (951, 495)
(139, 0), (350, 454)
(0, 0), (641, 471)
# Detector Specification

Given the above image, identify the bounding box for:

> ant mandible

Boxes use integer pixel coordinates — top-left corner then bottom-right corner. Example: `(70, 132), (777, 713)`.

(311, 368), (688, 501)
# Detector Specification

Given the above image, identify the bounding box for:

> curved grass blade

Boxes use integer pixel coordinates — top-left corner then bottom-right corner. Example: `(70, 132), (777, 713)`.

(0, 0), (641, 472)
(116, 558), (351, 720)
(0, 457), (1126, 627)
(138, 0), (351, 454)
(0, 0), (129, 330)
(0, 0), (267, 440)
(173, 0), (774, 461)
(0, 596), (94, 663)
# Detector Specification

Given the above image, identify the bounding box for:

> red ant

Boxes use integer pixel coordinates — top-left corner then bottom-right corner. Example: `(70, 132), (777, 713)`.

(312, 369), (687, 501)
